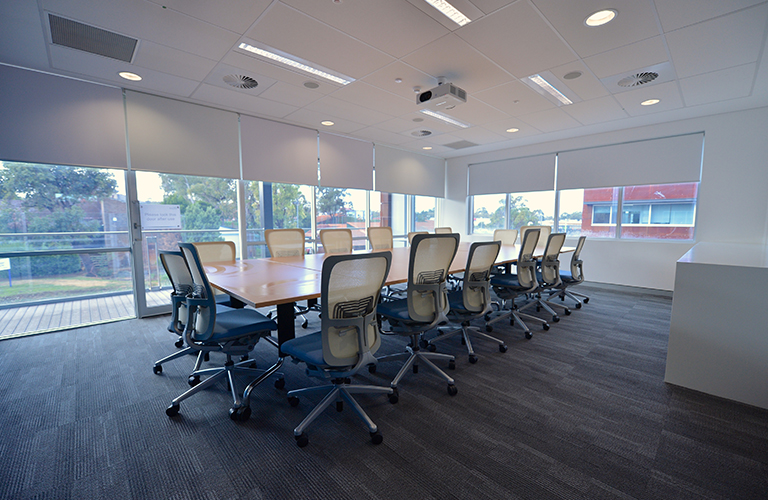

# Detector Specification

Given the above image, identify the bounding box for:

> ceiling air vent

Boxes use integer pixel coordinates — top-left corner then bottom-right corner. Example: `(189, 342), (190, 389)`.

(48, 13), (137, 62)
(411, 130), (433, 137)
(223, 74), (258, 89)
(445, 140), (478, 150)
(618, 71), (659, 88)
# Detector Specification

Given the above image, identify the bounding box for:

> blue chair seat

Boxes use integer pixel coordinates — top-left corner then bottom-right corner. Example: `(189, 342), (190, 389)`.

(281, 331), (326, 367)
(447, 290), (470, 314)
(209, 309), (277, 342)
(377, 298), (411, 322)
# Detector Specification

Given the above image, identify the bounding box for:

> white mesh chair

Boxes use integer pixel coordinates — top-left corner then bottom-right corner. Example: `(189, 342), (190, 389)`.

(486, 229), (548, 339)
(376, 233), (460, 396)
(520, 225), (550, 249)
(319, 228), (353, 254)
(264, 228), (310, 328)
(426, 241), (503, 363)
(165, 243), (282, 422)
(493, 229), (518, 246)
(434, 227), (452, 234)
(524, 232), (569, 321)
(407, 231), (428, 244)
(192, 241), (238, 307)
(548, 236), (589, 308)
(367, 226), (393, 250)
(282, 252), (394, 447)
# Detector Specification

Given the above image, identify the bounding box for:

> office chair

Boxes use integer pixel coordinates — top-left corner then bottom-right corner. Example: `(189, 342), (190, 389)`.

(485, 229), (548, 339)
(407, 231), (428, 244)
(192, 240), (238, 307)
(165, 243), (281, 421)
(526, 232), (569, 321)
(434, 227), (452, 234)
(376, 233), (460, 396)
(264, 228), (310, 328)
(319, 228), (353, 254)
(493, 229), (518, 246)
(282, 252), (394, 447)
(426, 241), (503, 363)
(367, 226), (393, 250)
(548, 236), (589, 308)
(520, 225), (550, 250)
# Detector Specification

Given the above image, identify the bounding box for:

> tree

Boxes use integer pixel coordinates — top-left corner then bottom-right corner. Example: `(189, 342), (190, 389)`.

(159, 174), (237, 228)
(509, 196), (540, 229)
(416, 208), (434, 222)
(272, 183), (310, 229)
(316, 187), (349, 225)
(474, 206), (490, 218)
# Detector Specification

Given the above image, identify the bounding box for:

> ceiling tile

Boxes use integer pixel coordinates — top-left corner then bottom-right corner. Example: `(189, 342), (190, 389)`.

(330, 81), (416, 117)
(133, 41), (218, 81)
(402, 34), (512, 93)
(438, 98), (509, 126)
(467, 0), (519, 15)
(362, 61), (438, 102)
(222, 52), (337, 94)
(613, 81), (684, 116)
(679, 63), (756, 106)
(583, 36), (669, 80)
(449, 126), (509, 144)
(284, 108), (365, 134)
(562, 95), (628, 125)
(547, 61), (609, 101)
(457, 1), (577, 78)
(0, 1), (49, 69)
(245, 2), (394, 80)
(474, 81), (555, 116)
(306, 96), (393, 126)
(257, 81), (324, 108)
(480, 117), (543, 138)
(145, 0), (272, 34)
(518, 107), (583, 133)
(531, 0), (660, 58)
(353, 127), (413, 145)
(654, 0), (766, 32)
(665, 4), (768, 78)
(376, 115), (458, 135)
(202, 63), (276, 97)
(191, 83), (299, 119)
(281, 0), (449, 59)
(404, 0), (486, 31)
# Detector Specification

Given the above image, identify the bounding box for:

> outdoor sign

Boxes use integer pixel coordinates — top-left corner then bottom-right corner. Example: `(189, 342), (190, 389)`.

(140, 203), (182, 230)
(0, 258), (9, 271)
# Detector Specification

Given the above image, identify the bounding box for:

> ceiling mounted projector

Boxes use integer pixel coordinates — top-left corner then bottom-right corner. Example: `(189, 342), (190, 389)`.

(416, 82), (467, 111)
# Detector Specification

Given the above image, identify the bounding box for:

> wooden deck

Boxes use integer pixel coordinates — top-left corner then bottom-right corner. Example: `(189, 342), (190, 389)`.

(0, 290), (169, 340)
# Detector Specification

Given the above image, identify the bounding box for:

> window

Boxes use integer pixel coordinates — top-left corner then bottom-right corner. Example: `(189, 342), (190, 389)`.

(315, 187), (367, 250)
(620, 183), (698, 239)
(413, 196), (437, 232)
(371, 192), (408, 247)
(509, 190), (555, 232)
(472, 194), (506, 234)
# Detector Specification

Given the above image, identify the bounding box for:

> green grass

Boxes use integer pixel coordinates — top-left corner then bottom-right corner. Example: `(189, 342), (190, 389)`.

(0, 273), (132, 304)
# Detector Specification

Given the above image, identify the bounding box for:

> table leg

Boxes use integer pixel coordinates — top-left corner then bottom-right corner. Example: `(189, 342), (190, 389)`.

(276, 302), (297, 353)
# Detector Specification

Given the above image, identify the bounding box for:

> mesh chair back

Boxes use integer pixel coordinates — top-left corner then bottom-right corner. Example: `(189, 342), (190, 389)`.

(265, 228), (305, 257)
(461, 241), (501, 313)
(321, 252), (391, 366)
(367, 226), (393, 250)
(540, 233), (566, 285)
(407, 231), (428, 244)
(407, 233), (459, 323)
(493, 229), (518, 246)
(192, 241), (236, 263)
(516, 229), (540, 288)
(320, 228), (353, 254)
(179, 243), (217, 340)
(434, 227), (452, 234)
(570, 236), (586, 282)
(159, 251), (193, 333)
(520, 225), (551, 248)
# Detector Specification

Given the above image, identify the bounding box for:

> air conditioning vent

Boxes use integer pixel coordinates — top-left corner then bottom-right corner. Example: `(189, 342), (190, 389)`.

(618, 72), (659, 88)
(444, 140), (478, 150)
(223, 74), (258, 89)
(48, 13), (138, 62)
(411, 130), (433, 137)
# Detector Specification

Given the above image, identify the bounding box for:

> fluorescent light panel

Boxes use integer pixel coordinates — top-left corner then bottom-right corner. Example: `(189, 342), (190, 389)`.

(238, 43), (353, 86)
(420, 109), (470, 128)
(423, 0), (471, 26)
(528, 74), (573, 106)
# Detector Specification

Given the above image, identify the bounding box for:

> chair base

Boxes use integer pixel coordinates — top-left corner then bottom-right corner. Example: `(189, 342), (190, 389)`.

(429, 324), (507, 362)
(486, 299), (550, 339)
(377, 335), (457, 395)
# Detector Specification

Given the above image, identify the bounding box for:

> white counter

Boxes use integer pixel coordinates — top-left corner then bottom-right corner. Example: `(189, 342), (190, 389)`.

(665, 242), (768, 409)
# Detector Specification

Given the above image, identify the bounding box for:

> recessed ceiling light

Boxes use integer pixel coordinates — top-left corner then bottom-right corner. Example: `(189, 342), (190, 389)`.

(528, 74), (573, 106)
(641, 99), (660, 106)
(563, 71), (582, 80)
(394, 78), (403, 84)
(423, 0), (471, 26)
(303, 81), (320, 89)
(506, 128), (520, 133)
(419, 109), (470, 128)
(118, 71), (142, 81)
(321, 120), (335, 126)
(423, 146), (433, 150)
(238, 42), (354, 86)
(585, 9), (617, 27)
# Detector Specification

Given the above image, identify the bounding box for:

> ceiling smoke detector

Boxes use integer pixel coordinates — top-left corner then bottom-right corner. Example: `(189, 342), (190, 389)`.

(411, 130), (433, 137)
(223, 74), (258, 89)
(618, 72), (658, 88)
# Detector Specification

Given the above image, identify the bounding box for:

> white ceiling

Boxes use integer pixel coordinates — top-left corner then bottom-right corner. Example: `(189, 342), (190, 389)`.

(2, 0), (768, 159)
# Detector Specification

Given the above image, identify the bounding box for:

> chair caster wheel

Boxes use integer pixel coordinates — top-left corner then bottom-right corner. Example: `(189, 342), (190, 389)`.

(368, 364), (376, 374)
(447, 384), (458, 396)
(484, 314), (491, 322)
(288, 396), (300, 407)
(166, 404), (180, 417)
(370, 432), (383, 445)
(419, 338), (429, 349)
(412, 364), (419, 374)
(336, 401), (344, 412)
(575, 303), (582, 309)
(188, 376), (200, 386)
(525, 331), (533, 340)
(564, 309), (571, 315)
(301, 320), (309, 329)
(552, 315), (560, 322)
(388, 389), (399, 404)
(295, 433), (308, 448)
(427, 343), (436, 352)
(583, 298), (589, 304)
(274, 378), (286, 390)
(485, 325), (493, 333)
(229, 406), (251, 422)
(153, 364), (162, 374)
(543, 323), (550, 331)
(499, 344), (508, 353)
(448, 360), (456, 370)
(174, 339), (184, 348)
(468, 355), (478, 364)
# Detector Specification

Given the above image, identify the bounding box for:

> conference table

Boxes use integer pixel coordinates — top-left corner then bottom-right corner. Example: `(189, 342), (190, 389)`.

(204, 241), (573, 349)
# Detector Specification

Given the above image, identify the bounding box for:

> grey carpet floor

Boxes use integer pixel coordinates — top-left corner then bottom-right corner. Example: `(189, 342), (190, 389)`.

(0, 283), (766, 500)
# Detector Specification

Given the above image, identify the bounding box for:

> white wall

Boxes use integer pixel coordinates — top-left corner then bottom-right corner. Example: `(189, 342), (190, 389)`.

(445, 105), (768, 290)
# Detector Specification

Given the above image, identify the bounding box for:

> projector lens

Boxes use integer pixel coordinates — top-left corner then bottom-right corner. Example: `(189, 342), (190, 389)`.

(419, 91), (432, 103)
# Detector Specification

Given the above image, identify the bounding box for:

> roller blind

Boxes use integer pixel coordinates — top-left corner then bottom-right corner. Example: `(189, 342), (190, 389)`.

(319, 132), (373, 190)
(375, 145), (445, 197)
(557, 133), (704, 190)
(241, 115), (318, 185)
(0, 65), (127, 169)
(468, 154), (556, 195)
(126, 91), (240, 178)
